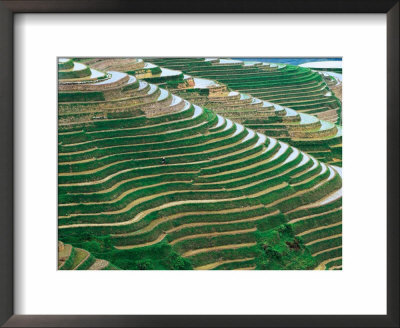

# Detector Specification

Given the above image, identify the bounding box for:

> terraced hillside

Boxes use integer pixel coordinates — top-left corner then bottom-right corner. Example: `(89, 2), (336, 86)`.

(84, 58), (342, 166)
(58, 241), (120, 270)
(166, 75), (342, 167)
(58, 58), (342, 270)
(143, 57), (342, 124)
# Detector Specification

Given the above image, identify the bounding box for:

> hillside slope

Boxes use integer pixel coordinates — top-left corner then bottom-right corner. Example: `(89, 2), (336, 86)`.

(83, 58), (342, 166)
(58, 58), (342, 270)
(58, 241), (120, 270)
(142, 57), (342, 124)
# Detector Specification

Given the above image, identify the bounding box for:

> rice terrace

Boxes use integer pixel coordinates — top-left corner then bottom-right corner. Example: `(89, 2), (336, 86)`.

(58, 57), (342, 270)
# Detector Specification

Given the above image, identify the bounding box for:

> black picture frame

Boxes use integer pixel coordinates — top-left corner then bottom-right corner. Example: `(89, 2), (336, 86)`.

(0, 1), (398, 327)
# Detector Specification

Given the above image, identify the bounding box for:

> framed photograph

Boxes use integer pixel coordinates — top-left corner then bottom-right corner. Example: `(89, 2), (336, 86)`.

(0, 0), (398, 327)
